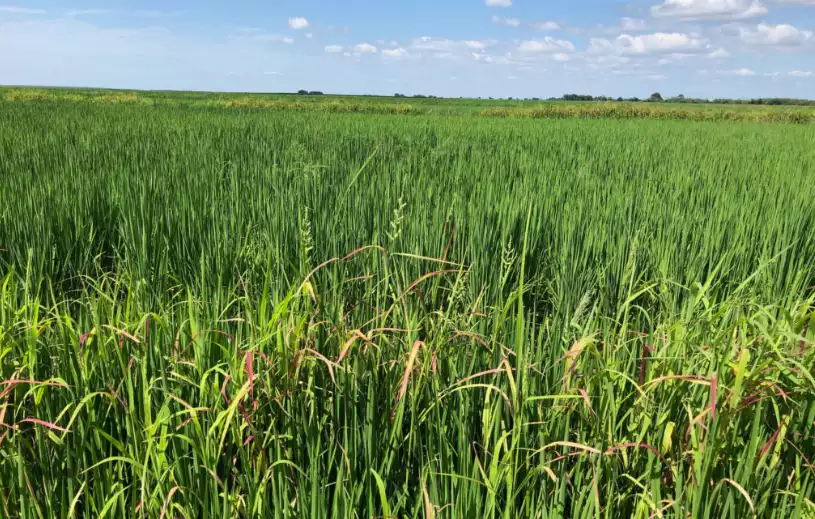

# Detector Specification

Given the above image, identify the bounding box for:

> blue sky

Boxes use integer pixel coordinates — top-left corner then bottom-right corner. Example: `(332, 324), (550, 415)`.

(1, 0), (814, 98)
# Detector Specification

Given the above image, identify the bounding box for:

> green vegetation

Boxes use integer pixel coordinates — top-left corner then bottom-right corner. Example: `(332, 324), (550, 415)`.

(0, 96), (814, 518)
(4, 86), (815, 123)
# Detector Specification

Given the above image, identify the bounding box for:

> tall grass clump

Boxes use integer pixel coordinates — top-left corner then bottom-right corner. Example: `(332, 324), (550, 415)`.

(0, 100), (814, 518)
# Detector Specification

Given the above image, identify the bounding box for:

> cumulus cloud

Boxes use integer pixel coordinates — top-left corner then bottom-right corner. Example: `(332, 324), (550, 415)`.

(585, 54), (632, 69)
(518, 37), (575, 52)
(738, 23), (813, 46)
(719, 67), (756, 75)
(619, 18), (647, 31)
(589, 32), (710, 55)
(252, 34), (294, 44)
(485, 0), (512, 6)
(530, 21), (560, 30)
(382, 47), (409, 58)
(552, 53), (571, 61)
(656, 53), (695, 65)
(733, 67), (756, 76)
(353, 43), (377, 53)
(708, 47), (731, 58)
(465, 40), (494, 49)
(492, 15), (520, 27)
(325, 45), (343, 53)
(651, 0), (766, 20)
(0, 5), (45, 14)
(288, 17), (310, 30)
(410, 37), (497, 52)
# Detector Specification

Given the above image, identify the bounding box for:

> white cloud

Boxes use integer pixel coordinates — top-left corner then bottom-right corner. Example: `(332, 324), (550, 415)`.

(382, 47), (408, 58)
(619, 18), (647, 31)
(492, 15), (521, 27)
(552, 52), (572, 61)
(325, 45), (343, 53)
(738, 23), (813, 46)
(518, 37), (575, 52)
(773, 0), (815, 4)
(485, 0), (512, 6)
(252, 34), (294, 44)
(288, 17), (310, 30)
(585, 54), (631, 69)
(589, 32), (709, 55)
(65, 9), (110, 17)
(651, 0), (767, 20)
(410, 37), (497, 52)
(0, 5), (45, 14)
(656, 53), (694, 64)
(305, 33), (313, 39)
(719, 67), (756, 75)
(530, 21), (560, 30)
(708, 47), (730, 58)
(465, 40), (492, 49)
(507, 75), (517, 79)
(353, 43), (377, 53)
(646, 74), (668, 80)
(789, 70), (813, 77)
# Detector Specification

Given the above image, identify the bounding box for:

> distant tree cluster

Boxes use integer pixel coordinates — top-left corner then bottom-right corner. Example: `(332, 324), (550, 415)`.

(562, 94), (614, 101)
(554, 92), (815, 106)
(393, 93), (440, 98)
(559, 93), (639, 102)
(292, 89), (815, 107)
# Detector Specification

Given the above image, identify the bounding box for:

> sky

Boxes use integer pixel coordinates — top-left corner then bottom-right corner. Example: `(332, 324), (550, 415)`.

(1, 0), (814, 99)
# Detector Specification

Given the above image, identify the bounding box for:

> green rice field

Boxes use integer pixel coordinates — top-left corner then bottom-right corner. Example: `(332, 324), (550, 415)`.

(1, 93), (814, 518)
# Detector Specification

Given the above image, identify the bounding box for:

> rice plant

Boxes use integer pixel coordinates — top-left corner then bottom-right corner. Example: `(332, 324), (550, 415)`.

(0, 98), (813, 518)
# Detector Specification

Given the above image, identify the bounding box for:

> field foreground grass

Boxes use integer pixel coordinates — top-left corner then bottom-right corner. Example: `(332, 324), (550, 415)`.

(0, 101), (814, 518)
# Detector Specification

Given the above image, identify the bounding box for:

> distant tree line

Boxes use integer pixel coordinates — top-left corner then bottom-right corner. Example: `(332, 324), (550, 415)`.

(294, 89), (814, 106)
(394, 93), (439, 99)
(554, 92), (815, 106)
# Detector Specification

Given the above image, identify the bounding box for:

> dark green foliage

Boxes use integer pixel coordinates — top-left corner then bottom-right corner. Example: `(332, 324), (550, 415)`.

(0, 100), (813, 518)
